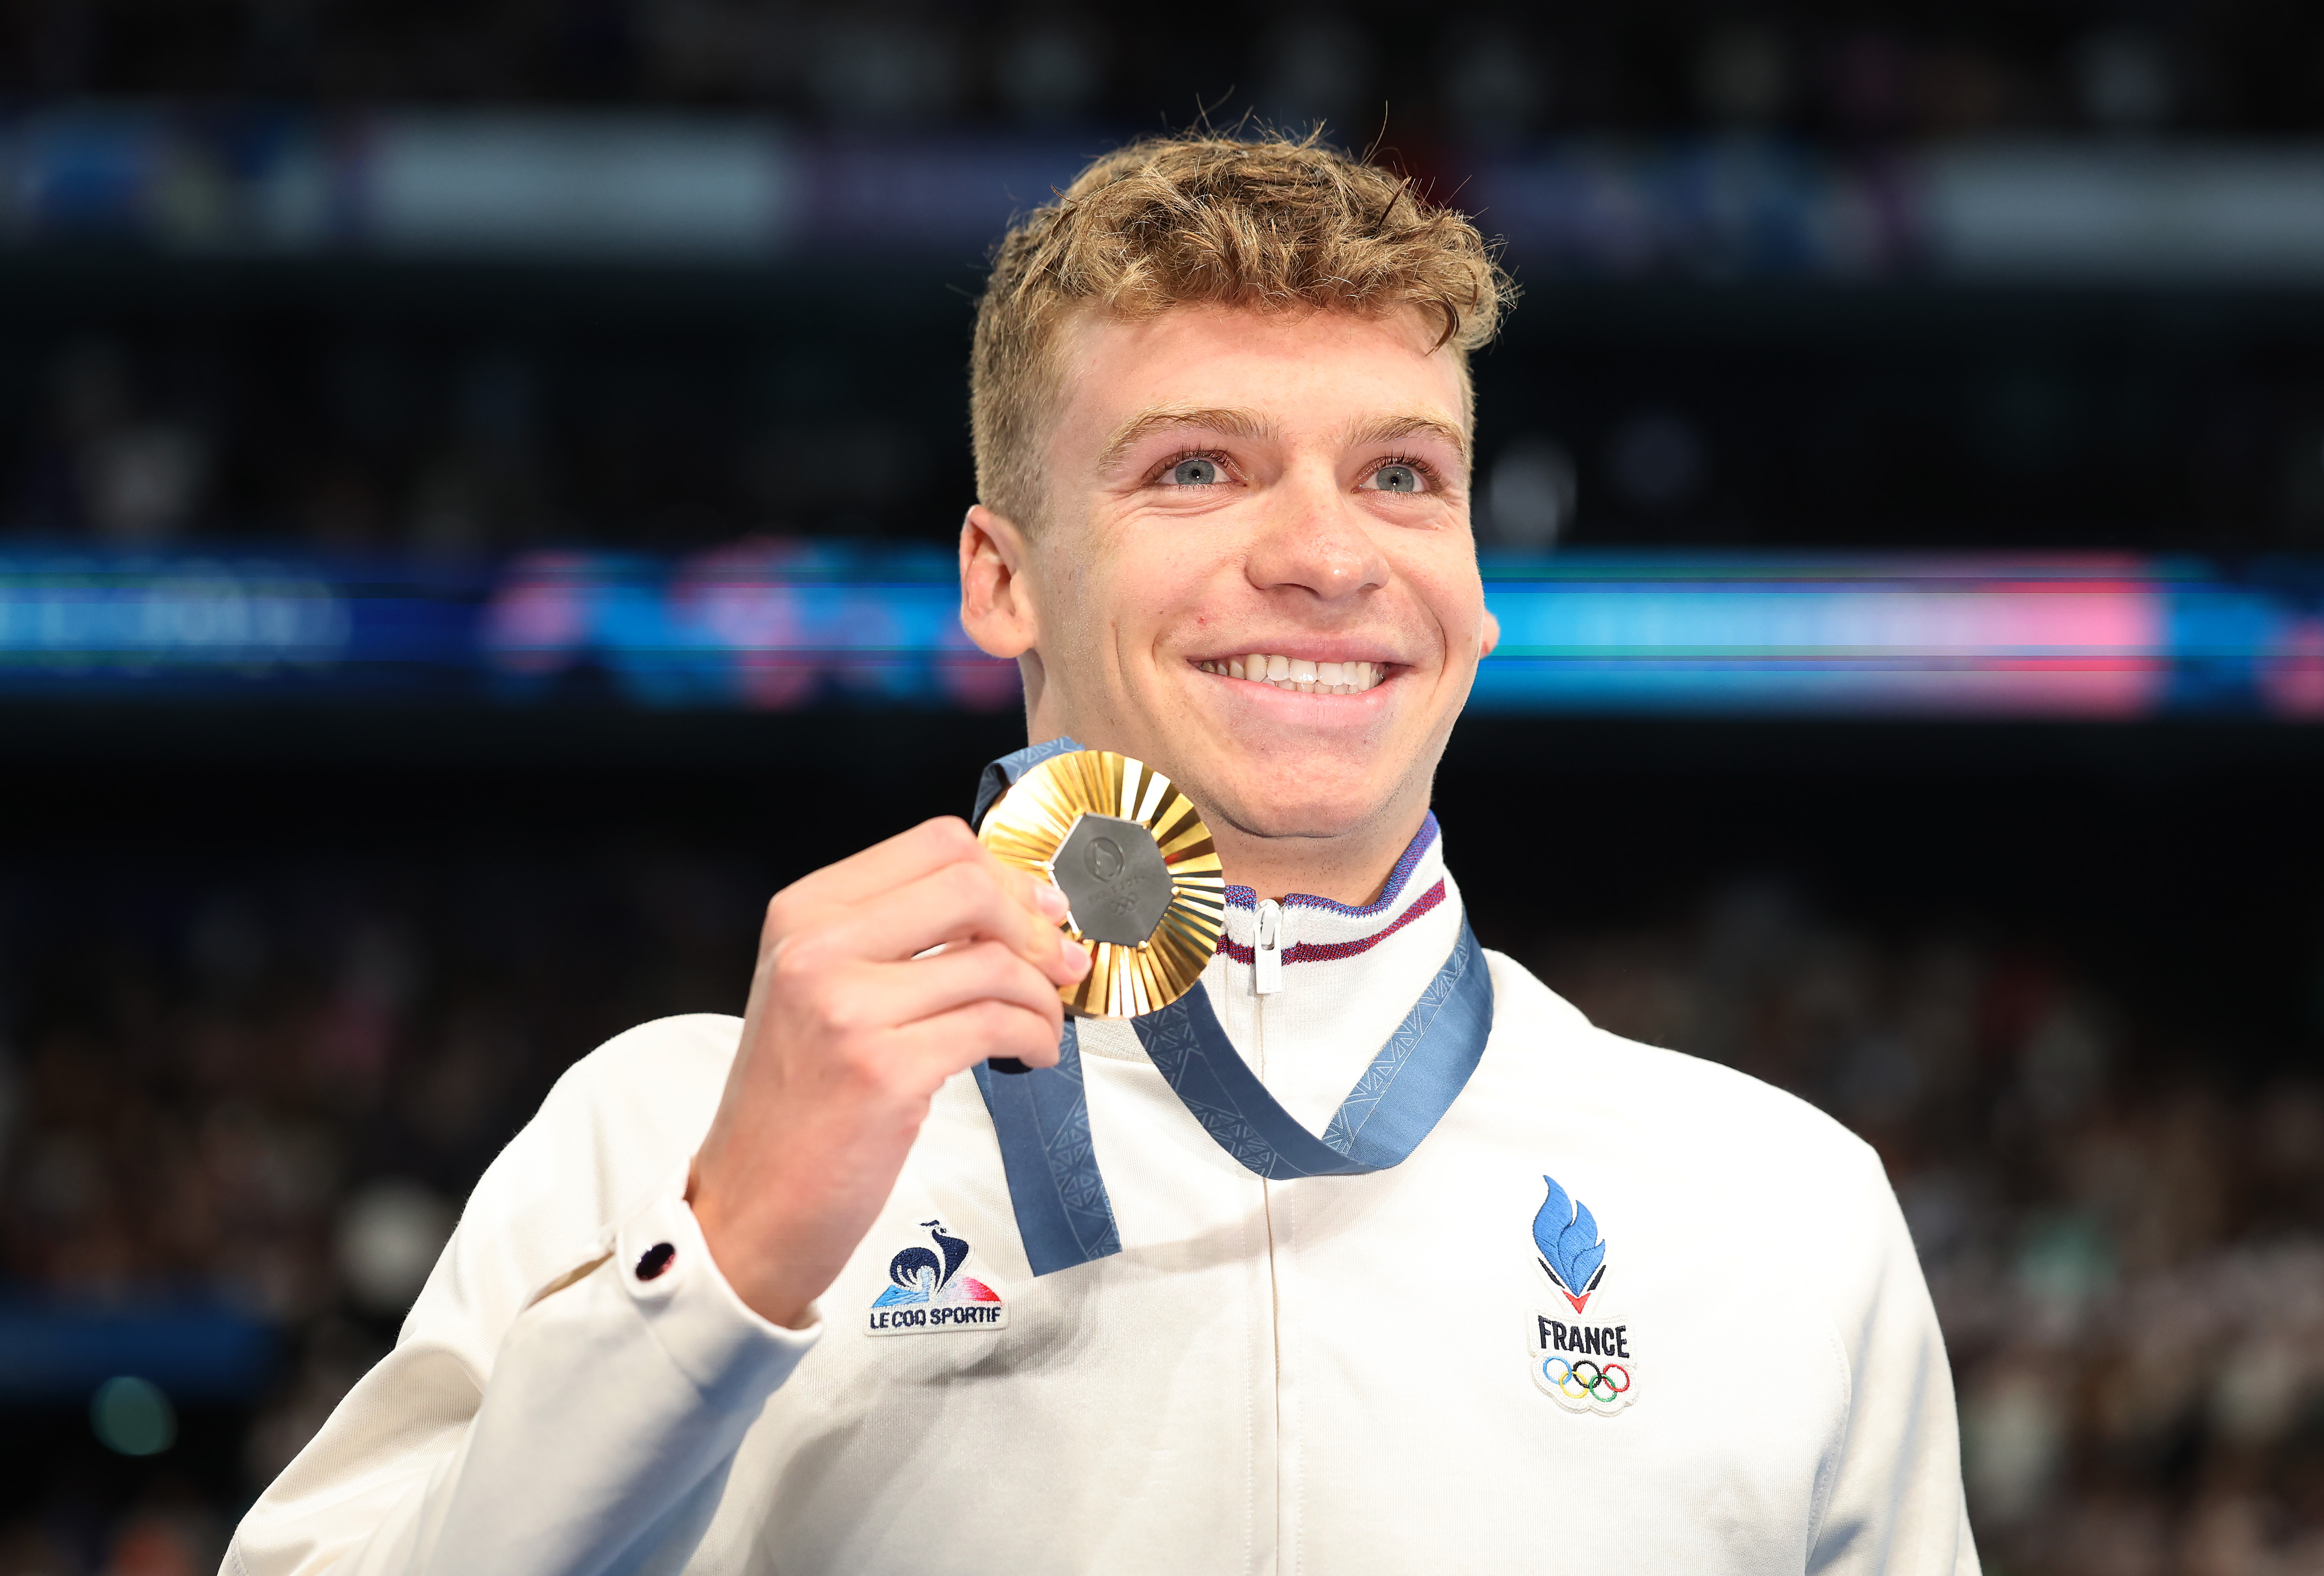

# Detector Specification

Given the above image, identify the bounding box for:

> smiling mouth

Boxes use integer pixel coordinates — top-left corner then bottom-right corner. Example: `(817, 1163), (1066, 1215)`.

(1193, 654), (1386, 696)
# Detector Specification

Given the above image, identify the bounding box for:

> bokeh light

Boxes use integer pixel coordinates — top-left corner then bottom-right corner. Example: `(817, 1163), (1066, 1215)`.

(90, 1376), (177, 1457)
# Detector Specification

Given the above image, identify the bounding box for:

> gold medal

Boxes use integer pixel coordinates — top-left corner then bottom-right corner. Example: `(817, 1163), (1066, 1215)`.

(976, 749), (1226, 1018)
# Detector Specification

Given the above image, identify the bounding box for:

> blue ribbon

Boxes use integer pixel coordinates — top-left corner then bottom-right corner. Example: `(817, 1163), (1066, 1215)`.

(1131, 920), (1493, 1180)
(969, 1021), (1123, 1274)
(967, 739), (1497, 1275)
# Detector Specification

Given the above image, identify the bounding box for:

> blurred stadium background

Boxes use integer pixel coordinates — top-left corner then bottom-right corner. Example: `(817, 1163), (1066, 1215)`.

(4, 2), (2324, 1572)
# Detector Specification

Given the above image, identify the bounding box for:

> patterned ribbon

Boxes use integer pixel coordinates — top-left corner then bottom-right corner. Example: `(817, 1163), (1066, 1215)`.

(969, 1018), (1123, 1274)
(968, 739), (1497, 1275)
(1131, 920), (1493, 1179)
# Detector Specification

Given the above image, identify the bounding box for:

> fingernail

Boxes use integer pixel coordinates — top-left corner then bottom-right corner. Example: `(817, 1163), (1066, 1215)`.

(1060, 939), (1091, 978)
(1034, 881), (1070, 921)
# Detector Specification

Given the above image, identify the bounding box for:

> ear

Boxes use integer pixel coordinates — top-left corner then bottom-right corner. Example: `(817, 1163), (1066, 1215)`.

(960, 504), (1037, 658)
(1480, 607), (1500, 660)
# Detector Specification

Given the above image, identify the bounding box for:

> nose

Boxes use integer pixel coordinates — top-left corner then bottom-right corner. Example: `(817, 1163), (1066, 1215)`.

(1243, 467), (1390, 607)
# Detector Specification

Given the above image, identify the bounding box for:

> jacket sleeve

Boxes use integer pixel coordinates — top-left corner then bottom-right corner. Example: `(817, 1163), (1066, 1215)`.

(1806, 1139), (1981, 1576)
(223, 1015), (820, 1576)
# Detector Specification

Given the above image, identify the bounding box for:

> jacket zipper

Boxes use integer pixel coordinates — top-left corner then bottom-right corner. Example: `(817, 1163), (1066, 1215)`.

(1252, 896), (1287, 1573)
(1253, 898), (1285, 996)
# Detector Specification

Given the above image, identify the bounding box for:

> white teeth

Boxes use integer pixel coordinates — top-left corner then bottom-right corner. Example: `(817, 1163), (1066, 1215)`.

(1200, 655), (1388, 695)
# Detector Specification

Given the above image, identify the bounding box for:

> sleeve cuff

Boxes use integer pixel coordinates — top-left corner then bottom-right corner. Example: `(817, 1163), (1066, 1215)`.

(612, 1180), (821, 1404)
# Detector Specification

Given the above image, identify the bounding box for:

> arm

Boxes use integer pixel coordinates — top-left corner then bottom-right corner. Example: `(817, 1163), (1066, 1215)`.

(227, 819), (1089, 1576)
(227, 1168), (811, 1576)
(1806, 1141), (1981, 1576)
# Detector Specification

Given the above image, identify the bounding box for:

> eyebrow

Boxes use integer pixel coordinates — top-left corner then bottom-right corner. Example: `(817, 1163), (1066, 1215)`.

(1348, 413), (1472, 468)
(1095, 405), (1472, 475)
(1094, 406), (1273, 475)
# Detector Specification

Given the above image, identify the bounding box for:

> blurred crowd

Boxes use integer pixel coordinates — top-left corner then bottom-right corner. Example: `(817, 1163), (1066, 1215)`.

(3, 332), (819, 556)
(3, 1), (2321, 141)
(12, 324), (2324, 560)
(0, 851), (2319, 1571)
(4, 8), (2324, 564)
(0, 847), (768, 1575)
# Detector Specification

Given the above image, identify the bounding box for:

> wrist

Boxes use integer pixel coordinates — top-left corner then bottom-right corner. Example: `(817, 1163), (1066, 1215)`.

(686, 1174), (818, 1330)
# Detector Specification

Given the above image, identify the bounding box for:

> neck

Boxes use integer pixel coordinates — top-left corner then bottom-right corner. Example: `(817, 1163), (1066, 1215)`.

(1202, 801), (1430, 908)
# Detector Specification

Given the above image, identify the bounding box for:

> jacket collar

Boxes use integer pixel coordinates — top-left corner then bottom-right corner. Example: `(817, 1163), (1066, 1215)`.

(1215, 813), (1447, 967)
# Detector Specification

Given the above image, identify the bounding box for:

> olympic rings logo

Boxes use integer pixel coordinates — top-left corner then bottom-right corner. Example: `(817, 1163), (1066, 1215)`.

(1542, 1356), (1631, 1404)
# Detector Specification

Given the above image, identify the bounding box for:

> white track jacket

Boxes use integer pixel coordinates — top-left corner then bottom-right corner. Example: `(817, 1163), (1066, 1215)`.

(226, 821), (1978, 1575)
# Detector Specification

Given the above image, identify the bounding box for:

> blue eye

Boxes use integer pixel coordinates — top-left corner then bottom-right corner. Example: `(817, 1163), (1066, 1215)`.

(1369, 464), (1422, 494)
(1166, 457), (1224, 487)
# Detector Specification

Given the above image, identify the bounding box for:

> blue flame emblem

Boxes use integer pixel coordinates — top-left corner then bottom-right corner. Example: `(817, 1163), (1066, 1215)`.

(1533, 1176), (1608, 1311)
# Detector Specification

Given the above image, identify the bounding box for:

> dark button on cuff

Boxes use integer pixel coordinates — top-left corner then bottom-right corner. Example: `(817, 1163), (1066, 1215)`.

(634, 1242), (676, 1282)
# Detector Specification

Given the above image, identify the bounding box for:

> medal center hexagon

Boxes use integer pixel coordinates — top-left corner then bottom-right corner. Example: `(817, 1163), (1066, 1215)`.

(1051, 813), (1174, 946)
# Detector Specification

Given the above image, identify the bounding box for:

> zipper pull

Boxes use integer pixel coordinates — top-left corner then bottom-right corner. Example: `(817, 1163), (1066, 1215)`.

(1253, 899), (1285, 996)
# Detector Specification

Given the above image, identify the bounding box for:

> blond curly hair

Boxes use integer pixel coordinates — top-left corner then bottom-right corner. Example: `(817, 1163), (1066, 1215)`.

(970, 130), (1515, 529)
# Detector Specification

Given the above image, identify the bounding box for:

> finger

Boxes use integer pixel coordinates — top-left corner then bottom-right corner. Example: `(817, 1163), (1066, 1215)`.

(887, 996), (1068, 1078)
(998, 854), (1073, 929)
(822, 858), (1085, 980)
(858, 943), (1067, 1035)
(769, 822), (1068, 950)
(950, 843), (1073, 933)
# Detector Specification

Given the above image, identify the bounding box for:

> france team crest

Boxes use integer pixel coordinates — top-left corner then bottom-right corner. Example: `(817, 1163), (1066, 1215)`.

(867, 1220), (1009, 1335)
(1527, 1176), (1636, 1414)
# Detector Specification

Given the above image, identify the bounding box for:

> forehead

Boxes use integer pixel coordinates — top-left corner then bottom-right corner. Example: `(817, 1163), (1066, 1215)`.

(1049, 304), (1470, 453)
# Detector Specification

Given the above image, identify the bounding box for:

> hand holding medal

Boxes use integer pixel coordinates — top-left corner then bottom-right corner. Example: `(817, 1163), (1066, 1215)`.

(687, 808), (1092, 1329)
(691, 745), (1224, 1325)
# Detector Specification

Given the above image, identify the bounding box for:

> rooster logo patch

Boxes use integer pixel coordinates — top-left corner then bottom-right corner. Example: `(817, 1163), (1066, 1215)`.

(867, 1220), (1009, 1335)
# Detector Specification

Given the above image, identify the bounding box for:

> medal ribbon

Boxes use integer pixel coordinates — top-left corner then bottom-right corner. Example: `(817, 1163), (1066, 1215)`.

(968, 739), (1497, 1275)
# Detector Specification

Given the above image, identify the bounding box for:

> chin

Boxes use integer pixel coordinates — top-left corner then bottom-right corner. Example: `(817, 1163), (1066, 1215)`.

(1193, 771), (1391, 845)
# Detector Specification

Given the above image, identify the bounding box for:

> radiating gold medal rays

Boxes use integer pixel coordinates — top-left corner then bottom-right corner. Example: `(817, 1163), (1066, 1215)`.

(976, 750), (1226, 1018)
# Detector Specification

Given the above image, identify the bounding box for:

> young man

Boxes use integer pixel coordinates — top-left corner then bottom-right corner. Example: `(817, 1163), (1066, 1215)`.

(228, 134), (1976, 1575)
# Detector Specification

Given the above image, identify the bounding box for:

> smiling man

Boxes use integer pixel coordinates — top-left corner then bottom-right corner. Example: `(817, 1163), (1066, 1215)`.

(227, 134), (1976, 1576)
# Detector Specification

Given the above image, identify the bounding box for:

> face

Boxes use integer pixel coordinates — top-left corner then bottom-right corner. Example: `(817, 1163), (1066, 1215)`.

(962, 303), (1496, 869)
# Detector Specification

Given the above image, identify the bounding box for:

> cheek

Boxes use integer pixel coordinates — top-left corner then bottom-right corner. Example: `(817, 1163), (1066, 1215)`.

(1121, 541), (1229, 626)
(1396, 553), (1484, 648)
(1037, 531), (1102, 633)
